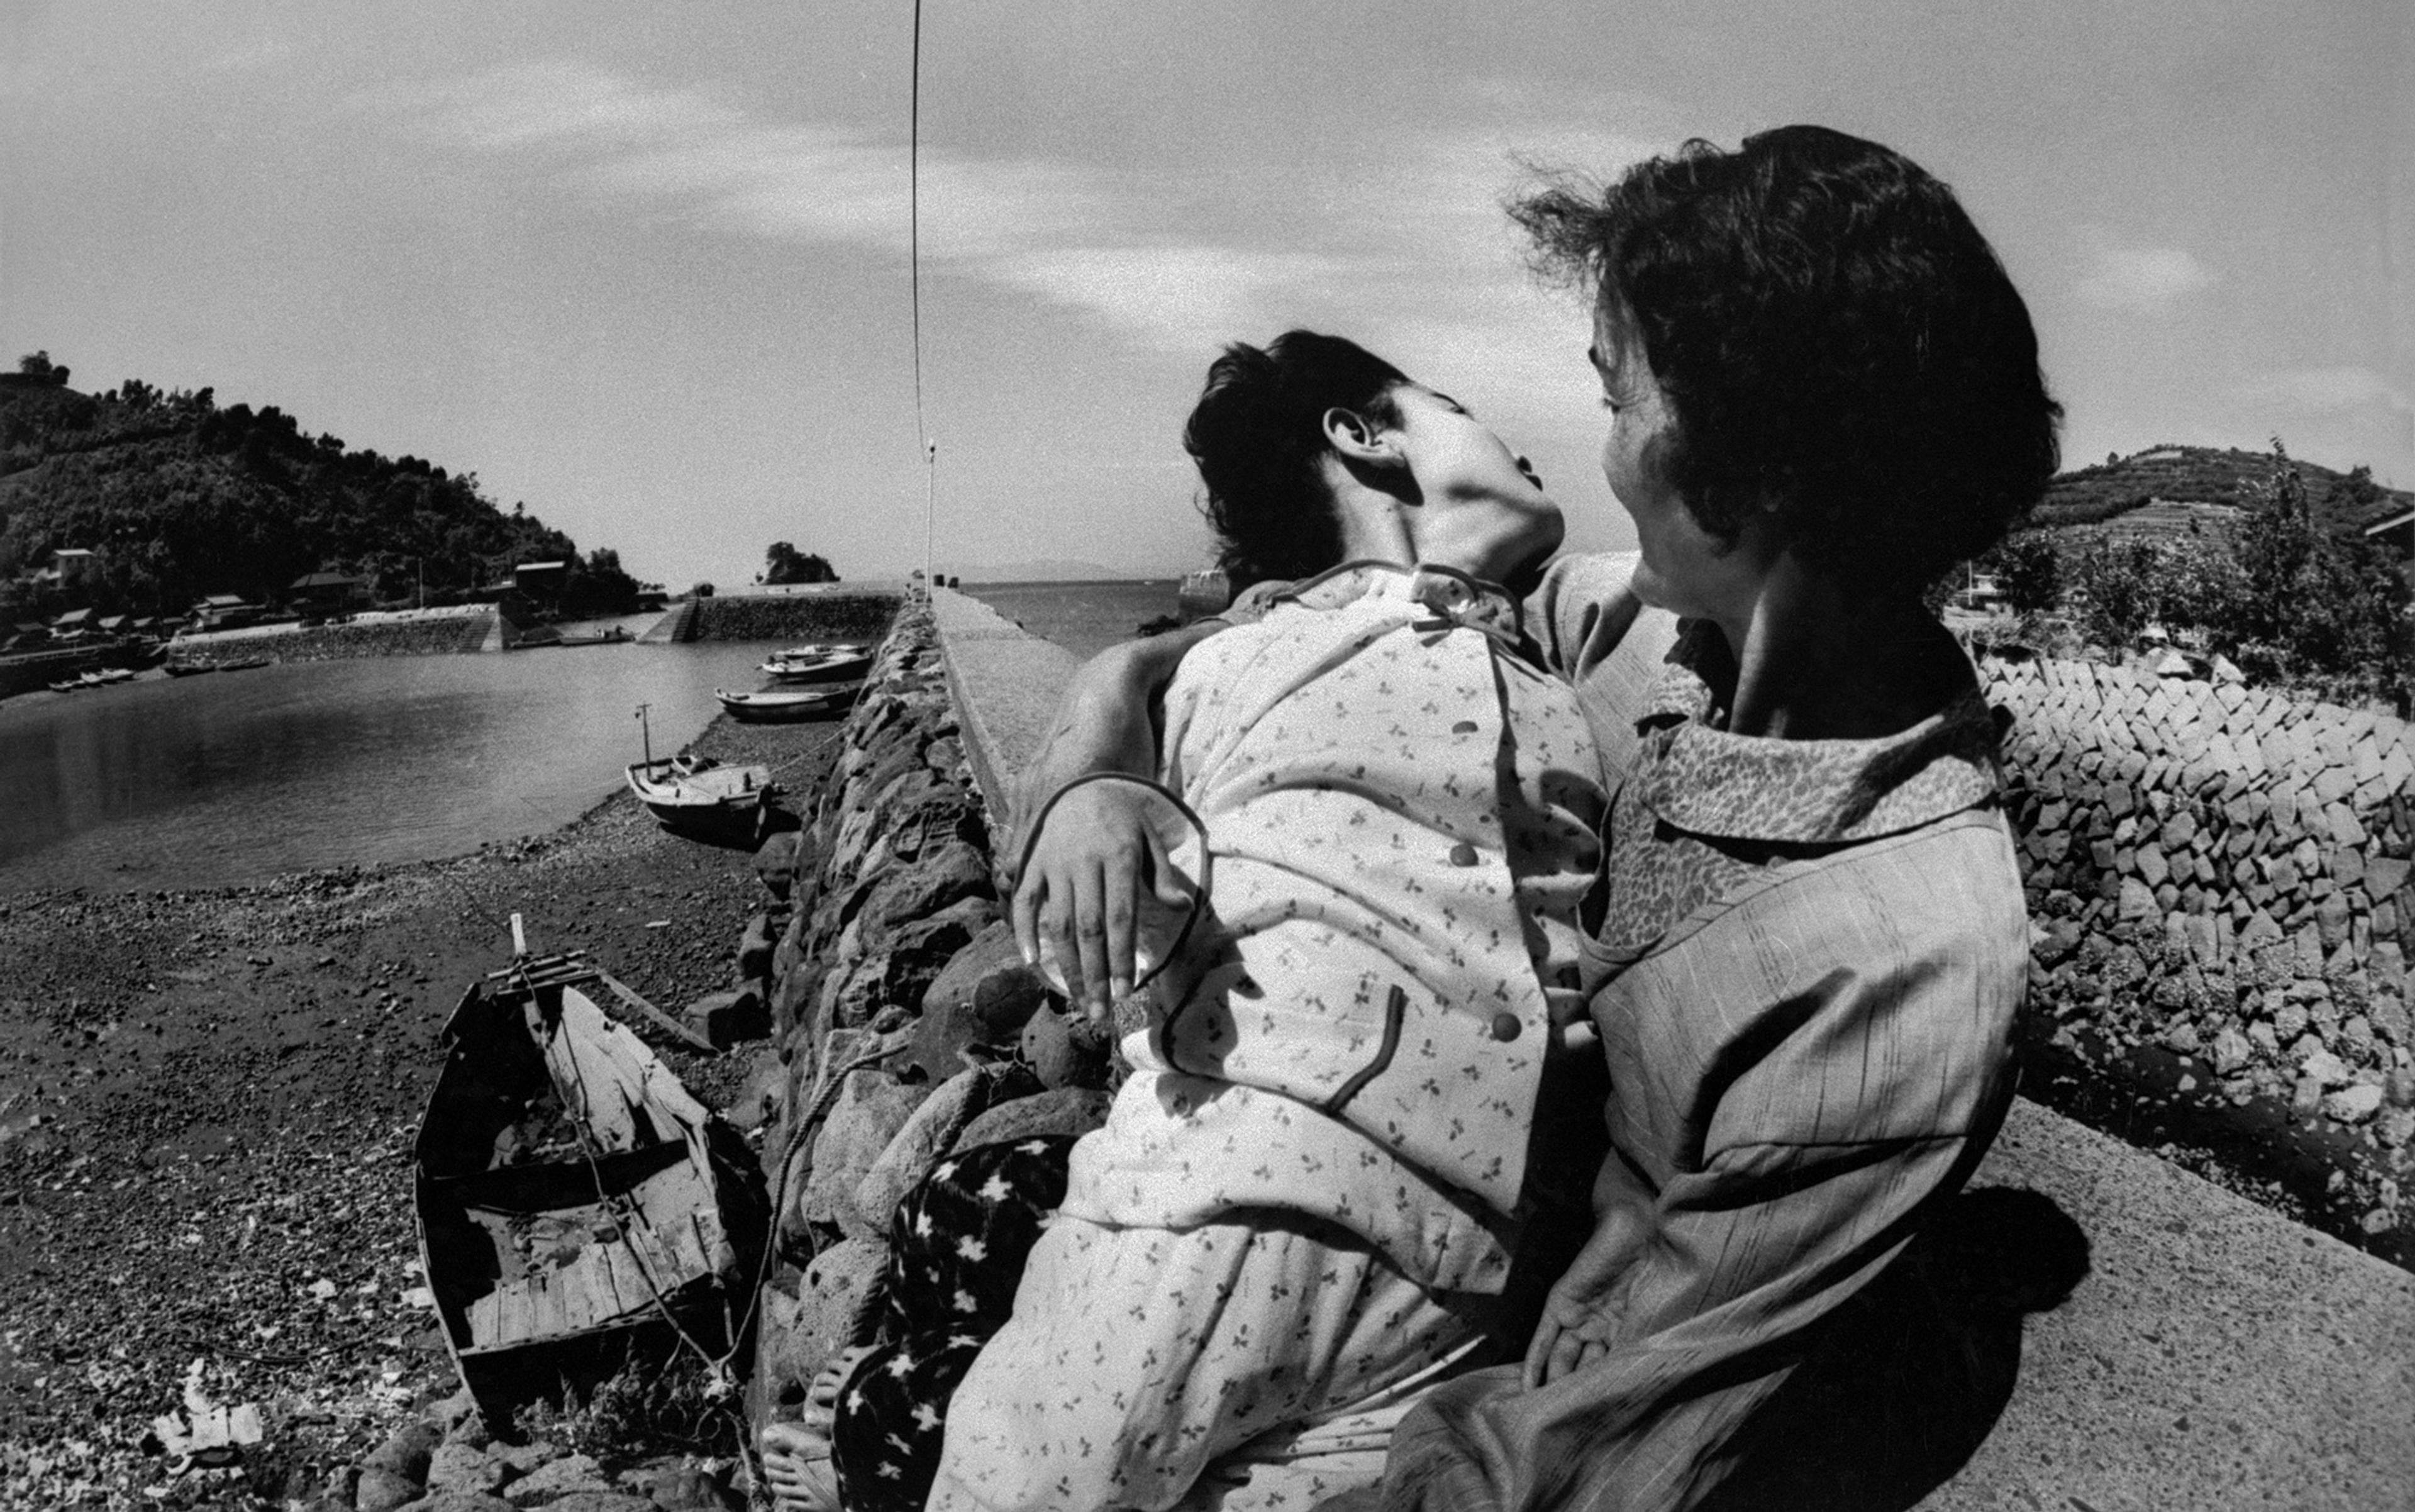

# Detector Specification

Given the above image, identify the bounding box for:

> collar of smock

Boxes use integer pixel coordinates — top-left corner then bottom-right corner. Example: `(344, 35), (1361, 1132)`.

(1266, 560), (1525, 647)
(1629, 621), (2003, 845)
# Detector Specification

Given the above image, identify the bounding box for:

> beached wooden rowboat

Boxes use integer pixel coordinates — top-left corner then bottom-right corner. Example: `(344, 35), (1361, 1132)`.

(713, 682), (862, 723)
(414, 942), (764, 1422)
(624, 752), (776, 826)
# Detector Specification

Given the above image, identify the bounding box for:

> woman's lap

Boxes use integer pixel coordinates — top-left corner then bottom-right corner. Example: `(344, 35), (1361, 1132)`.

(925, 1210), (1501, 1512)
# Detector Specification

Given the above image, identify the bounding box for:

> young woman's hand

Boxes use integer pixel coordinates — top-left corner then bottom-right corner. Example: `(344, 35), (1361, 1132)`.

(1011, 781), (1196, 1018)
(1004, 621), (1229, 1016)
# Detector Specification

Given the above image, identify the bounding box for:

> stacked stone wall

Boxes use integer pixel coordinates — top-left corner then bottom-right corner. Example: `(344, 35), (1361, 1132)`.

(743, 596), (1110, 1423)
(1987, 652), (2414, 1221)
(166, 611), (497, 665)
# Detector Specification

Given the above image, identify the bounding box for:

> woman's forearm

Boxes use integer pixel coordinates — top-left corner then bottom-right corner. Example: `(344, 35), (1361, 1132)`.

(1010, 620), (1228, 827)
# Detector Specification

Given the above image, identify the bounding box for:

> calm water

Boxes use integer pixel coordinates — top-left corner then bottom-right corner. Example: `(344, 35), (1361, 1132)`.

(956, 579), (1179, 662)
(0, 641), (780, 894)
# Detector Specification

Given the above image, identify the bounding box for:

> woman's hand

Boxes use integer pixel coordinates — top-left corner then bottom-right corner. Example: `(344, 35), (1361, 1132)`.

(1523, 1201), (1645, 1389)
(1011, 781), (1196, 1019)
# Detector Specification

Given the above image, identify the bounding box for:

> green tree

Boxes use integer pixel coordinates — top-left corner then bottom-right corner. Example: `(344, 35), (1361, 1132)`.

(2070, 536), (2163, 649)
(1990, 533), (2064, 616)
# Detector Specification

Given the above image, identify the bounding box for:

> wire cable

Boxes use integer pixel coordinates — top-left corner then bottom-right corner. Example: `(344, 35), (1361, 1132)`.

(911, 0), (937, 589)
(909, 0), (926, 447)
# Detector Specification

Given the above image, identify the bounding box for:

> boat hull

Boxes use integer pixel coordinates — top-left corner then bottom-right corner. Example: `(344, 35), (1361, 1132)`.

(413, 967), (766, 1423)
(758, 648), (872, 684)
(624, 756), (775, 830)
(714, 683), (861, 723)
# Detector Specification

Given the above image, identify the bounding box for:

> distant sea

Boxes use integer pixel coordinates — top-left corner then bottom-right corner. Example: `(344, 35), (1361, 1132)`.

(955, 579), (1181, 662)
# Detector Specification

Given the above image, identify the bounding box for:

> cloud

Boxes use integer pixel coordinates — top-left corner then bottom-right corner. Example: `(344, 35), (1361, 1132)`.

(2075, 244), (2218, 315)
(2235, 365), (2413, 418)
(347, 60), (1667, 368)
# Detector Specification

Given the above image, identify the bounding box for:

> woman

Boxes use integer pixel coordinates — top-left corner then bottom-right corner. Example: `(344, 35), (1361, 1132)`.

(770, 330), (1611, 1512)
(1017, 125), (2060, 1512)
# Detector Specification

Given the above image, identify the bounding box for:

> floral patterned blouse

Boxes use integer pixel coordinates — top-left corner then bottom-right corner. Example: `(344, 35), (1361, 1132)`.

(1051, 562), (1608, 1294)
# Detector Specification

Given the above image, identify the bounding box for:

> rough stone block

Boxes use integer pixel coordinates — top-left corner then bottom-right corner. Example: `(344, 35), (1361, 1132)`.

(2324, 1083), (2384, 1124)
(356, 1468), (421, 1512)
(1020, 1001), (1119, 1090)
(428, 1441), (507, 1496)
(802, 1071), (933, 1240)
(753, 831), (802, 902)
(2315, 893), (2353, 951)
(2311, 764), (2355, 805)
(364, 1420), (443, 1483)
(502, 1455), (615, 1504)
(953, 1086), (1116, 1150)
(689, 984), (769, 1049)
(852, 1063), (1038, 1234)
(723, 1046), (787, 1133)
(2325, 803), (2368, 848)
(2117, 877), (2157, 921)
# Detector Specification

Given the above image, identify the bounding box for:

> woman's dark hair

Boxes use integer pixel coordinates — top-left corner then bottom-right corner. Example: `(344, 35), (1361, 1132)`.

(1184, 330), (1407, 588)
(1511, 124), (2063, 591)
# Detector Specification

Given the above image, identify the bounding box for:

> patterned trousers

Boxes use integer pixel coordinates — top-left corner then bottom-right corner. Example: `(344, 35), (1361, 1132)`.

(830, 1135), (1079, 1512)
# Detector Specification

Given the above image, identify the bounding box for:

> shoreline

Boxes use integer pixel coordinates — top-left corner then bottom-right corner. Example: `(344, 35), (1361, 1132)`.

(0, 708), (847, 1508)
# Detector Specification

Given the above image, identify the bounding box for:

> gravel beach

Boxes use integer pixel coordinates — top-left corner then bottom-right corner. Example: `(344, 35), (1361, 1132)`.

(0, 712), (851, 1509)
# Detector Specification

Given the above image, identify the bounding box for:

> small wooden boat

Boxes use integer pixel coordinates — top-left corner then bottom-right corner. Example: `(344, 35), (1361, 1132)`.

(759, 645), (872, 684)
(216, 657), (272, 672)
(625, 752), (777, 826)
(414, 933), (765, 1423)
(162, 662), (218, 677)
(713, 682), (862, 723)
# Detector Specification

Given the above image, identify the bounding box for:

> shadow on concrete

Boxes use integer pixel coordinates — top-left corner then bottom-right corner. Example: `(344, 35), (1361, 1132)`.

(1701, 1186), (2092, 1511)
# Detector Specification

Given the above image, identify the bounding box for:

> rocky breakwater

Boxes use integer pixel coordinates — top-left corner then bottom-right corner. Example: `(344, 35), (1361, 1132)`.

(1986, 649), (2415, 1262)
(170, 611), (495, 667)
(738, 595), (1111, 1426)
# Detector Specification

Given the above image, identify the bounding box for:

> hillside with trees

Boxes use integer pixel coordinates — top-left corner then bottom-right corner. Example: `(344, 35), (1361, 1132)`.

(2033, 442), (2410, 536)
(0, 352), (640, 624)
(1980, 443), (2411, 709)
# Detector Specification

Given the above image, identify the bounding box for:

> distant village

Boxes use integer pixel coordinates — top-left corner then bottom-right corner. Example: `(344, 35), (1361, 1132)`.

(1, 549), (671, 660)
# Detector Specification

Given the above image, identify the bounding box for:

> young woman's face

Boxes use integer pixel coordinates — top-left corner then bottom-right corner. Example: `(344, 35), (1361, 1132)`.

(1591, 304), (1770, 624)
(1381, 383), (1564, 565)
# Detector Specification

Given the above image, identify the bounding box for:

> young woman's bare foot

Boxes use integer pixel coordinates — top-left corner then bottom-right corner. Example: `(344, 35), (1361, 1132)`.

(759, 1344), (875, 1512)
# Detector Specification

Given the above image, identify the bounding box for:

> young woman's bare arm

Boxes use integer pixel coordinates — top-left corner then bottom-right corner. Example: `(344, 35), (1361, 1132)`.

(1009, 620), (1227, 1013)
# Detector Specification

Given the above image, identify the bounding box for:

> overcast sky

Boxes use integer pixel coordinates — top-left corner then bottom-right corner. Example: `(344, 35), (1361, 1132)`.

(4, 1), (2408, 587)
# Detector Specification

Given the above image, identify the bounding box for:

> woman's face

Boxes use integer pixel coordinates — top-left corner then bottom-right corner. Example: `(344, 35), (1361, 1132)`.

(1381, 382), (1564, 568)
(1591, 304), (1770, 625)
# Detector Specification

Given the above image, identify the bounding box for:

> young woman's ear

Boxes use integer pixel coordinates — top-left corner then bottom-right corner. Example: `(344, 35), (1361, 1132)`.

(1322, 406), (1399, 466)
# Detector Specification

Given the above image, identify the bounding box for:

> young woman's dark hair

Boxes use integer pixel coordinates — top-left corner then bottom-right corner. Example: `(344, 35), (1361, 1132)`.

(1184, 330), (1408, 589)
(1511, 124), (2063, 592)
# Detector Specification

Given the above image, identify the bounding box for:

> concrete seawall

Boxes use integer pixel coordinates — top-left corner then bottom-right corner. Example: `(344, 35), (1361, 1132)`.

(742, 587), (2414, 1509)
